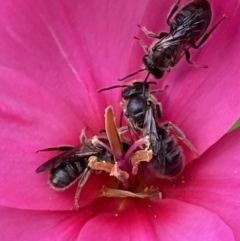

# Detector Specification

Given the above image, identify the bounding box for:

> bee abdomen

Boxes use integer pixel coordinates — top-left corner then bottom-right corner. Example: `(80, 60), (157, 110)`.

(164, 148), (183, 177)
(50, 161), (87, 189)
(161, 133), (183, 177)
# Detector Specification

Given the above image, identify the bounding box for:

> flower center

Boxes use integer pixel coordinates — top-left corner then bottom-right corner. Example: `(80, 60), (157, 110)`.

(88, 106), (162, 200)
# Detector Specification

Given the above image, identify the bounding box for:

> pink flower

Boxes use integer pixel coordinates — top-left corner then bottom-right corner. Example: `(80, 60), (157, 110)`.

(0, 0), (240, 240)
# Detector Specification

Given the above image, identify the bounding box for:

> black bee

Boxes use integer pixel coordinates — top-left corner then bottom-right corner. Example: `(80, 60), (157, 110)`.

(36, 134), (113, 210)
(99, 80), (168, 154)
(122, 81), (164, 131)
(144, 120), (199, 178)
(126, 85), (199, 177)
(122, 93), (199, 178)
(119, 0), (226, 80)
(101, 85), (198, 178)
(99, 83), (198, 178)
(99, 80), (165, 130)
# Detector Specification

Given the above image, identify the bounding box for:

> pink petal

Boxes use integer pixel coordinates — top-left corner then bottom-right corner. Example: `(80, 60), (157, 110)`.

(163, 128), (240, 240)
(78, 199), (234, 241)
(1, 0), (239, 218)
(126, 0), (240, 155)
(1, 200), (233, 241)
(0, 205), (90, 241)
(0, 0), (149, 117)
(0, 68), (110, 210)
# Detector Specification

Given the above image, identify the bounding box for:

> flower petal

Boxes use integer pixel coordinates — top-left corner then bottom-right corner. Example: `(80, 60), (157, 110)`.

(127, 0), (240, 155)
(0, 0), (149, 118)
(0, 67), (109, 210)
(0, 205), (89, 241)
(78, 199), (234, 241)
(163, 128), (240, 240)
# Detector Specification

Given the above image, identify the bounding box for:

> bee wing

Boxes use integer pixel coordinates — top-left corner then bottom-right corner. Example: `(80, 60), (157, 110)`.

(36, 145), (98, 173)
(170, 14), (205, 43)
(153, 35), (187, 50)
(178, 13), (206, 34)
(143, 105), (167, 172)
(142, 105), (161, 154)
(154, 15), (203, 51)
(143, 107), (166, 173)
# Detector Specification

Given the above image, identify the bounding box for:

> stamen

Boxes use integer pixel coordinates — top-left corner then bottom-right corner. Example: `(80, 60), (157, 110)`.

(88, 156), (129, 184)
(88, 156), (114, 173)
(105, 106), (123, 157)
(100, 186), (162, 199)
(125, 136), (151, 160)
(110, 163), (130, 183)
(131, 149), (153, 175)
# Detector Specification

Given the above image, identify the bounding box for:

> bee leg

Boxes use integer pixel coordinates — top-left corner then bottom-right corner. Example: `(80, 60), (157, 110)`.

(128, 122), (142, 142)
(137, 24), (159, 39)
(80, 127), (88, 144)
(167, 0), (181, 25)
(150, 85), (169, 95)
(74, 168), (92, 210)
(118, 126), (128, 134)
(137, 24), (168, 39)
(119, 110), (124, 127)
(164, 122), (200, 157)
(156, 103), (163, 119)
(119, 124), (138, 144)
(192, 14), (226, 49)
(134, 36), (149, 53)
(185, 50), (208, 68)
(36, 146), (73, 153)
(159, 32), (168, 38)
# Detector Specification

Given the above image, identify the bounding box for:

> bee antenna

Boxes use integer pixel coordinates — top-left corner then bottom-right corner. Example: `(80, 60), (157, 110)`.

(143, 72), (150, 95)
(98, 85), (130, 93)
(99, 129), (106, 134)
(118, 68), (147, 81)
(143, 72), (150, 83)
